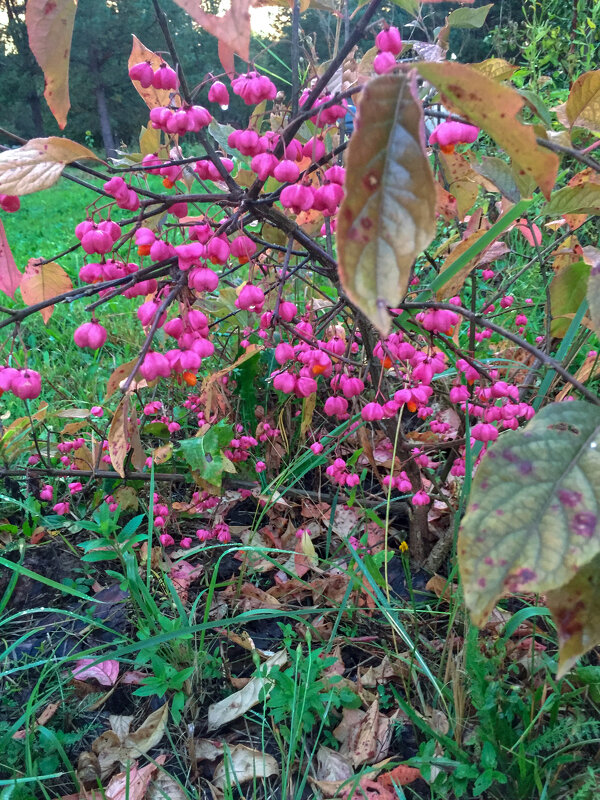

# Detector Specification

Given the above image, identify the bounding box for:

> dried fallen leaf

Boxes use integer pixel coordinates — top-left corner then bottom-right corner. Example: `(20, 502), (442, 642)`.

(213, 745), (279, 789)
(0, 137), (100, 196)
(207, 650), (286, 730)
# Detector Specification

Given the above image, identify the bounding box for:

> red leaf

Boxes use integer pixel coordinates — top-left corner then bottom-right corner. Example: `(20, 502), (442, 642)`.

(25, 0), (78, 129)
(0, 220), (22, 298)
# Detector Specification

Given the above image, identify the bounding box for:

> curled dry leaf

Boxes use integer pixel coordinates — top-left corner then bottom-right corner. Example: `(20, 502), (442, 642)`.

(0, 220), (22, 299)
(25, 0), (77, 129)
(207, 650), (286, 730)
(108, 396), (145, 478)
(213, 745), (279, 789)
(19, 259), (72, 324)
(337, 73), (436, 335)
(0, 137), (101, 196)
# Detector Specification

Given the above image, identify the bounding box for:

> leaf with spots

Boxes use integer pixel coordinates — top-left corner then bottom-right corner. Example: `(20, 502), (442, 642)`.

(337, 73), (436, 335)
(547, 552), (600, 677)
(565, 70), (600, 134)
(19, 259), (72, 323)
(108, 396), (144, 478)
(459, 401), (600, 667)
(418, 61), (558, 199)
(26, 0), (77, 130)
(179, 421), (236, 487)
(0, 137), (101, 197)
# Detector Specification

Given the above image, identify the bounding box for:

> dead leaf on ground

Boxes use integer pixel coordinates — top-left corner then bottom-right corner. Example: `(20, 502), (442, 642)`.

(334, 700), (397, 767)
(213, 745), (279, 789)
(90, 704), (168, 778)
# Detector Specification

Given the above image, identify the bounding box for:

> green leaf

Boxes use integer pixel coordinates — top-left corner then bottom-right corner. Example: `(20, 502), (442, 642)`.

(544, 184), (600, 216)
(337, 73), (436, 335)
(459, 401), (600, 631)
(447, 3), (493, 29)
(587, 260), (600, 337)
(179, 421), (235, 487)
(472, 156), (522, 203)
(550, 260), (590, 337)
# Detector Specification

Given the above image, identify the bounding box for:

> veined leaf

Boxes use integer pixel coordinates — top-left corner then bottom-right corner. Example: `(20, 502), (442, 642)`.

(19, 259), (72, 323)
(459, 402), (600, 644)
(179, 421), (236, 487)
(0, 137), (100, 196)
(0, 220), (22, 299)
(544, 184), (600, 216)
(419, 62), (558, 199)
(337, 73), (436, 335)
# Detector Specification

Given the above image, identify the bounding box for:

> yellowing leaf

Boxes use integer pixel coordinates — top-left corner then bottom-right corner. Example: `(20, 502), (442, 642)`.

(566, 70), (600, 133)
(25, 0), (77, 129)
(549, 260), (590, 337)
(0, 137), (100, 196)
(469, 58), (518, 82)
(419, 62), (559, 199)
(108, 396), (144, 478)
(128, 36), (180, 111)
(547, 552), (600, 677)
(459, 401), (600, 631)
(544, 183), (600, 217)
(337, 73), (436, 335)
(19, 259), (72, 323)
(172, 0), (253, 75)
(0, 220), (22, 299)
(436, 229), (488, 299)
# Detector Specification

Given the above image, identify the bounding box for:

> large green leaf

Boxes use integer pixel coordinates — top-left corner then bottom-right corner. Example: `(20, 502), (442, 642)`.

(446, 3), (492, 28)
(544, 184), (600, 216)
(459, 402), (600, 632)
(336, 74), (436, 335)
(179, 421), (235, 487)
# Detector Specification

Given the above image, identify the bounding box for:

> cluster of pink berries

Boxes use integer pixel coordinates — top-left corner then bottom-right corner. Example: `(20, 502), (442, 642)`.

(149, 104), (212, 136)
(373, 24), (403, 74)
(129, 61), (179, 90)
(0, 366), (41, 399)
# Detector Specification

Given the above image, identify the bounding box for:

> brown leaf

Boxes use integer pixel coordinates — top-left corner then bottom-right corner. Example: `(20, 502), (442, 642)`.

(334, 701), (396, 767)
(172, 0), (254, 75)
(337, 73), (436, 335)
(419, 62), (558, 199)
(566, 70), (600, 133)
(108, 396), (144, 478)
(213, 745), (279, 789)
(105, 359), (143, 400)
(0, 220), (22, 299)
(19, 259), (72, 323)
(435, 229), (488, 299)
(0, 137), (101, 196)
(25, 0), (77, 129)
(128, 36), (179, 110)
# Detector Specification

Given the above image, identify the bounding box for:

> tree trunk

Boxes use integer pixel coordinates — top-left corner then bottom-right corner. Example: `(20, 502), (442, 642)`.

(28, 91), (45, 138)
(88, 46), (115, 157)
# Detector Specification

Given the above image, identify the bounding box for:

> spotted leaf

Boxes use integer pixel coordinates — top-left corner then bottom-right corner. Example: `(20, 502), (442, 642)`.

(459, 402), (600, 639)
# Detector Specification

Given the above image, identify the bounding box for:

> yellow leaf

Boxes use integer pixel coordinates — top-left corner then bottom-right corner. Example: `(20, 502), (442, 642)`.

(19, 259), (72, 324)
(0, 137), (100, 196)
(419, 62), (559, 199)
(469, 57), (518, 82)
(436, 229), (488, 299)
(25, 0), (77, 129)
(566, 70), (600, 133)
(337, 73), (436, 335)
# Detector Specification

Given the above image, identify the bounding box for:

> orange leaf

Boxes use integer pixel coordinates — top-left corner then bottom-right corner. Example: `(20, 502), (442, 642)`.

(419, 61), (558, 199)
(19, 259), (72, 323)
(25, 0), (77, 129)
(0, 220), (22, 298)
(128, 35), (180, 110)
(378, 764), (422, 788)
(566, 70), (600, 133)
(172, 0), (254, 75)
(0, 137), (101, 196)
